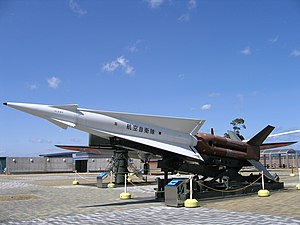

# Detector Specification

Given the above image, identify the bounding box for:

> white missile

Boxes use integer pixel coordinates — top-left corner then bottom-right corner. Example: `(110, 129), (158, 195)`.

(4, 102), (205, 161)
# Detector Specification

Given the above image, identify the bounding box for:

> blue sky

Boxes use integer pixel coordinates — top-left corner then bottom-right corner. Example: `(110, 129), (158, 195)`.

(1, 0), (300, 156)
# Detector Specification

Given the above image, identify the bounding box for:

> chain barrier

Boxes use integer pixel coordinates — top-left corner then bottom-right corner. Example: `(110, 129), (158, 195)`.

(262, 173), (281, 183)
(194, 174), (263, 193)
(74, 171), (276, 194)
(74, 171), (107, 182)
(127, 178), (157, 193)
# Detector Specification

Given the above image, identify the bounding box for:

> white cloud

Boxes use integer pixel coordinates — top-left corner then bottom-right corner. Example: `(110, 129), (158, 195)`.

(208, 92), (220, 98)
(127, 40), (142, 53)
(290, 49), (300, 57)
(240, 46), (251, 55)
(29, 84), (38, 90)
(201, 104), (212, 111)
(125, 65), (134, 75)
(178, 14), (190, 22)
(69, 0), (87, 16)
(102, 56), (135, 76)
(117, 56), (127, 66)
(47, 76), (61, 89)
(146, 0), (164, 8)
(102, 61), (119, 72)
(269, 35), (279, 44)
(188, 0), (197, 10)
(267, 129), (300, 149)
(26, 83), (38, 90)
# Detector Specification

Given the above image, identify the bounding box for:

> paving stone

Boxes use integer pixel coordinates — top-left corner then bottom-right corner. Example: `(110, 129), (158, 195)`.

(0, 171), (300, 224)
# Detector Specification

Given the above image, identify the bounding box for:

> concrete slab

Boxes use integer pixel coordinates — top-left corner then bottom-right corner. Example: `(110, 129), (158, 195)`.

(0, 169), (299, 224)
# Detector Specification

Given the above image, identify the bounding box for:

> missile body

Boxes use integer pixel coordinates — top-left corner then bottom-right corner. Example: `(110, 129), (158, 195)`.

(4, 102), (279, 162)
(4, 102), (202, 161)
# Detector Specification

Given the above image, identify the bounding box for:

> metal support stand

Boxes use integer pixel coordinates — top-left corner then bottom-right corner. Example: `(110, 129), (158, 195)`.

(112, 149), (128, 184)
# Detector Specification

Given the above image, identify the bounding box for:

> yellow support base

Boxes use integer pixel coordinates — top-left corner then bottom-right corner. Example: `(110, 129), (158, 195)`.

(176, 172), (181, 176)
(258, 189), (270, 197)
(120, 192), (131, 200)
(72, 180), (79, 185)
(107, 183), (115, 188)
(290, 173), (296, 177)
(184, 199), (200, 208)
(127, 178), (132, 183)
(296, 184), (300, 190)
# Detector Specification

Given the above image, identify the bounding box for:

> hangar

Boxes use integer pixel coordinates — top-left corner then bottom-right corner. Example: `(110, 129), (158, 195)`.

(260, 149), (299, 169)
(0, 151), (143, 175)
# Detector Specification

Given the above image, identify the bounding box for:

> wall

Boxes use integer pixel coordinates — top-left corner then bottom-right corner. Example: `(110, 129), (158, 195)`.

(87, 158), (142, 172)
(260, 154), (299, 169)
(6, 157), (73, 174)
(5, 157), (144, 174)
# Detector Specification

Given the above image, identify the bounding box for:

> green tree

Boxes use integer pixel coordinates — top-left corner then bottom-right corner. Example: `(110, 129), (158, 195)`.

(224, 118), (246, 140)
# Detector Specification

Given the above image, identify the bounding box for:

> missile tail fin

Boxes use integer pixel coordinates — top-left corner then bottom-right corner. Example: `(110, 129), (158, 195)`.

(248, 160), (275, 180)
(227, 130), (242, 141)
(247, 125), (275, 146)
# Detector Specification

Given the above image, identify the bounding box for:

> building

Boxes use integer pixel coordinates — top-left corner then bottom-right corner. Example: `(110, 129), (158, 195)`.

(260, 149), (300, 169)
(1, 151), (142, 175)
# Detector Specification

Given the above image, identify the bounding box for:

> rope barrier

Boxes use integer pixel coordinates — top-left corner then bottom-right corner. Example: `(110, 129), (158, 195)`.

(74, 171), (106, 182)
(127, 178), (157, 193)
(74, 170), (278, 194)
(194, 175), (263, 193)
(262, 173), (281, 183)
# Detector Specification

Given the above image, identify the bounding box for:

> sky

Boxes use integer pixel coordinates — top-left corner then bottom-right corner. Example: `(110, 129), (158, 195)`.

(1, 0), (300, 156)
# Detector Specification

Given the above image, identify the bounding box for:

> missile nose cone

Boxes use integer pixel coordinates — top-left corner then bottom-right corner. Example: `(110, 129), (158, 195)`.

(3, 102), (7, 106)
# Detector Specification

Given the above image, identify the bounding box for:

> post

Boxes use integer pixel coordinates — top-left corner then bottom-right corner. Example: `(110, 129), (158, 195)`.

(120, 173), (131, 199)
(296, 153), (299, 169)
(107, 170), (116, 188)
(190, 176), (193, 199)
(73, 170), (79, 185)
(124, 173), (127, 193)
(297, 168), (300, 190)
(261, 171), (265, 190)
(278, 154), (282, 168)
(290, 155), (296, 177)
(263, 154), (266, 167)
(258, 170), (270, 197)
(184, 175), (199, 208)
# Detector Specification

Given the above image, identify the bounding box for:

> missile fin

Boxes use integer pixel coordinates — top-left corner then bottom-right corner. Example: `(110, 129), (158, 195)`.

(80, 108), (205, 134)
(50, 104), (78, 112)
(260, 141), (297, 150)
(247, 125), (275, 146)
(191, 120), (206, 135)
(248, 159), (275, 180)
(227, 130), (242, 141)
(93, 129), (204, 161)
(47, 118), (76, 129)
